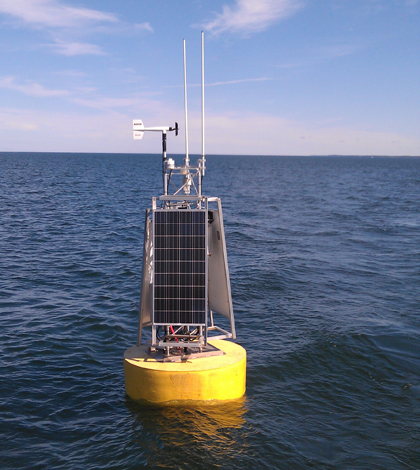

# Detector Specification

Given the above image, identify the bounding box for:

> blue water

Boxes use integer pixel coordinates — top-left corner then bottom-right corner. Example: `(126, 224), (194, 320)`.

(1, 153), (419, 469)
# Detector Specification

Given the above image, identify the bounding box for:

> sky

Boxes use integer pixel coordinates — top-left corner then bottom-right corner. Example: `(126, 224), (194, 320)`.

(0, 0), (419, 156)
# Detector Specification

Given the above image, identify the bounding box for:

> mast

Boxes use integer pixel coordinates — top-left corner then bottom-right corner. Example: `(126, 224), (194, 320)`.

(183, 39), (189, 168)
(199, 31), (206, 196)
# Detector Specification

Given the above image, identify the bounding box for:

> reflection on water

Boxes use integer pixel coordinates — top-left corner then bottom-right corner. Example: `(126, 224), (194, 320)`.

(125, 397), (251, 467)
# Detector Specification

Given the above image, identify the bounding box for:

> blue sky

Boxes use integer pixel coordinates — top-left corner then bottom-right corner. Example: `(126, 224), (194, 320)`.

(0, 0), (419, 155)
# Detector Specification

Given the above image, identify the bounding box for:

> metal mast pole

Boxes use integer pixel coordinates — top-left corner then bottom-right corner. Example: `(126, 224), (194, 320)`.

(199, 31), (206, 196)
(183, 39), (189, 168)
(162, 130), (167, 195)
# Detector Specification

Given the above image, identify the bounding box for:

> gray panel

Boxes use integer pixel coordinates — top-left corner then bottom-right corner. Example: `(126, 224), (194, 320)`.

(208, 200), (236, 338)
(138, 210), (153, 345)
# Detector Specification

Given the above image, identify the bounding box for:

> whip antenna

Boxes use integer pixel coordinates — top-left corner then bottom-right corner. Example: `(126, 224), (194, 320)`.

(183, 39), (189, 167)
(198, 31), (206, 195)
(201, 31), (205, 166)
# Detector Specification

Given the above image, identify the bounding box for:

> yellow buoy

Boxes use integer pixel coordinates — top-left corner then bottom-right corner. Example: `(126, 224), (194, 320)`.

(124, 340), (246, 403)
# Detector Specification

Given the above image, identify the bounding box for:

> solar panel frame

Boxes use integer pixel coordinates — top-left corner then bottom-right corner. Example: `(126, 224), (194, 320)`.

(152, 208), (208, 327)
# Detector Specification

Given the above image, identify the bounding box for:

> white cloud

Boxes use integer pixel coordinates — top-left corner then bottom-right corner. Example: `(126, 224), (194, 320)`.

(176, 110), (420, 156)
(313, 43), (360, 59)
(50, 41), (107, 56)
(277, 42), (361, 69)
(202, 0), (303, 35)
(0, 105), (179, 153)
(0, 107), (40, 131)
(203, 112), (420, 156)
(56, 70), (88, 78)
(134, 22), (154, 32)
(167, 77), (273, 89)
(0, 1), (153, 55)
(0, 74), (164, 114)
(0, 106), (128, 151)
(71, 96), (147, 110)
(208, 77), (272, 86)
(1, 105), (419, 155)
(0, 76), (69, 97)
(0, 0), (118, 28)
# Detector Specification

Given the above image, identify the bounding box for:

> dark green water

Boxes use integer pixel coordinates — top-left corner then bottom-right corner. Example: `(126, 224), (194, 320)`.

(1, 153), (420, 469)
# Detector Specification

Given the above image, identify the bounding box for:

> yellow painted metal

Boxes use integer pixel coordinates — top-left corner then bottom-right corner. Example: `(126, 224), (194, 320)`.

(124, 340), (246, 403)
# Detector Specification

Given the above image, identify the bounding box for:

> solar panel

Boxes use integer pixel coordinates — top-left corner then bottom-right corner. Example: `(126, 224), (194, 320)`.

(153, 209), (207, 326)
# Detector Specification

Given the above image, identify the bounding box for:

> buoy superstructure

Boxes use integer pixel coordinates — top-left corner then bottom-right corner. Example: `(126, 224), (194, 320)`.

(124, 33), (246, 403)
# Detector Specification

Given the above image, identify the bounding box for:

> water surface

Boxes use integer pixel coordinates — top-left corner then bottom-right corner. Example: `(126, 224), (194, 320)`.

(1, 153), (419, 469)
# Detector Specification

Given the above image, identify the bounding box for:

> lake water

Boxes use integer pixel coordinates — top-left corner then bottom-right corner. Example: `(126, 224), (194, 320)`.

(1, 153), (419, 469)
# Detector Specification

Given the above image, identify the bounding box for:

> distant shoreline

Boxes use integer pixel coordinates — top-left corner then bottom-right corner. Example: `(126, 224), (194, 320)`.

(1, 151), (419, 158)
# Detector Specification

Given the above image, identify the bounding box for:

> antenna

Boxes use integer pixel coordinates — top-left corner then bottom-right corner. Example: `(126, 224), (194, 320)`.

(199, 31), (206, 194)
(183, 39), (189, 168)
(201, 31), (205, 161)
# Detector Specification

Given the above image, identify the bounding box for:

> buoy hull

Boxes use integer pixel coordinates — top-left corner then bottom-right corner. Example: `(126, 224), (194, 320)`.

(124, 340), (246, 403)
